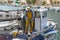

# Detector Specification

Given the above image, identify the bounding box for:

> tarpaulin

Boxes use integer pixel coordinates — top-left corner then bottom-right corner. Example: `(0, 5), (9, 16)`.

(32, 34), (45, 40)
(0, 34), (13, 40)
(16, 34), (28, 40)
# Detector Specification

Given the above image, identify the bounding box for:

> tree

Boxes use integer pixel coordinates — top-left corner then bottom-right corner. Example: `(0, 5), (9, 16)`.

(26, 0), (31, 4)
(30, 0), (36, 4)
(42, 1), (46, 6)
(26, 0), (36, 4)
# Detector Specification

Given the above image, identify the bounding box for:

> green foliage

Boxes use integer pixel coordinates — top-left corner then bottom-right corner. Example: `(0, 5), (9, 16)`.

(16, 0), (19, 1)
(31, 0), (35, 4)
(16, 1), (19, 4)
(42, 1), (46, 6)
(26, 0), (31, 3)
(26, 0), (36, 4)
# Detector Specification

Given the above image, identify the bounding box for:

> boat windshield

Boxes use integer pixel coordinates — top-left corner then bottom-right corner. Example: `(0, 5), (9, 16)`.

(35, 11), (40, 18)
(42, 11), (47, 18)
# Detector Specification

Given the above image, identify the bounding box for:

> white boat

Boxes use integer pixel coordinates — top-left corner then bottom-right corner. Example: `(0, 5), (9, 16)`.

(0, 20), (19, 30)
(48, 6), (60, 12)
(0, 5), (58, 40)
(9, 7), (58, 40)
(48, 7), (56, 11)
(55, 7), (60, 12)
(0, 5), (24, 30)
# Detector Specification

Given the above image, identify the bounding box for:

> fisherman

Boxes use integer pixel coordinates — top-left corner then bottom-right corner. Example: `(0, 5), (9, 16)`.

(25, 6), (34, 35)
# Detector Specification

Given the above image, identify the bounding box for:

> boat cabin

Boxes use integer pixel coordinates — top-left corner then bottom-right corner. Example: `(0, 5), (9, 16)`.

(22, 7), (48, 33)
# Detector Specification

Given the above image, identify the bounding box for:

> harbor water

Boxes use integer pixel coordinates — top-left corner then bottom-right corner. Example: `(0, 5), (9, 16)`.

(47, 11), (60, 40)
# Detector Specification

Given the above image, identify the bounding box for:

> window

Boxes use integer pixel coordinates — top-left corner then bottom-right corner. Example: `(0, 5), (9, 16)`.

(42, 11), (47, 18)
(35, 11), (40, 18)
(6, 15), (9, 17)
(0, 14), (2, 17)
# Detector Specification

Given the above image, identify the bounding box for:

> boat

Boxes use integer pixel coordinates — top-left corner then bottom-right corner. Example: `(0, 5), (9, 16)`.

(0, 5), (58, 40)
(48, 7), (56, 11)
(10, 6), (58, 40)
(0, 20), (20, 30)
(55, 7), (60, 12)
(0, 5), (25, 30)
(48, 6), (60, 12)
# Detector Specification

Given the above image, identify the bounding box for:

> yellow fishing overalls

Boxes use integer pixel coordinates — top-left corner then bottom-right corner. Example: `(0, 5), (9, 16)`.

(25, 10), (34, 34)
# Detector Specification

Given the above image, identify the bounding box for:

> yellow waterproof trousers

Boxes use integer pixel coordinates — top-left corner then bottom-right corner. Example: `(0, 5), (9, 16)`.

(25, 19), (34, 34)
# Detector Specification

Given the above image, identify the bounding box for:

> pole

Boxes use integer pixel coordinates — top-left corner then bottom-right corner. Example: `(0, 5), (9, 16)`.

(17, 10), (20, 34)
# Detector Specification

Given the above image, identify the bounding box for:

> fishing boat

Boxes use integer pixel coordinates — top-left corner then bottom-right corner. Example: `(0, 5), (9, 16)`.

(48, 6), (60, 12)
(0, 5), (58, 40)
(0, 5), (24, 30)
(48, 7), (56, 11)
(10, 6), (58, 40)
(55, 7), (60, 12)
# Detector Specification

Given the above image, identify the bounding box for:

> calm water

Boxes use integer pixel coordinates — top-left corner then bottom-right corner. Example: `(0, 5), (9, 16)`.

(47, 11), (60, 40)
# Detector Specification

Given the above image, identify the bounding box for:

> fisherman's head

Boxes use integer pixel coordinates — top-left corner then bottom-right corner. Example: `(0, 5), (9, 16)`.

(26, 6), (30, 10)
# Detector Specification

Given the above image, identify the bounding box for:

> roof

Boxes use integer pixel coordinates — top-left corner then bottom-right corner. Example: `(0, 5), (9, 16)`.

(0, 5), (24, 11)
